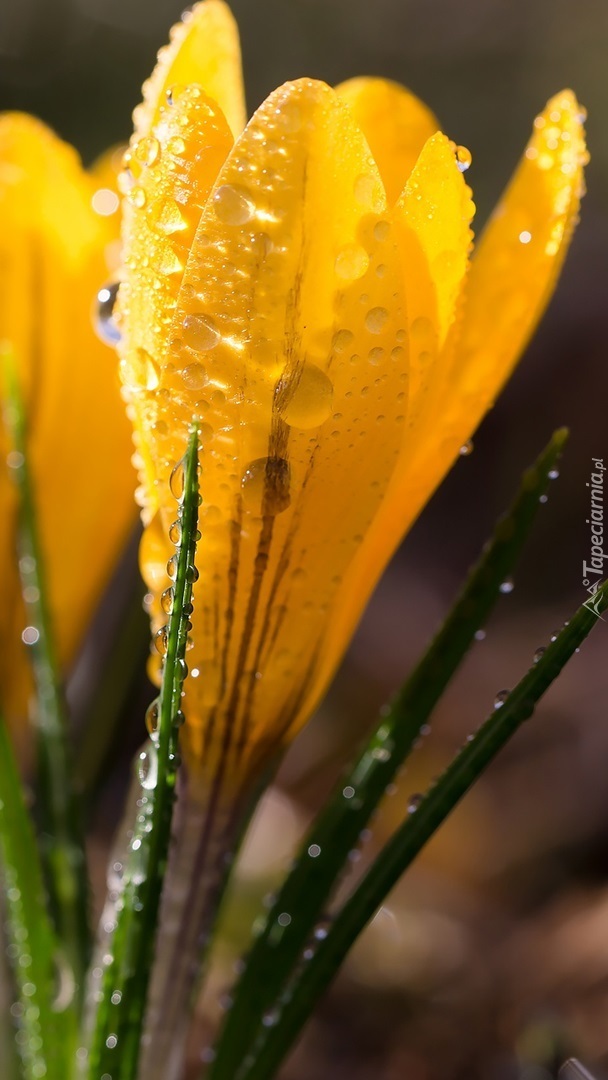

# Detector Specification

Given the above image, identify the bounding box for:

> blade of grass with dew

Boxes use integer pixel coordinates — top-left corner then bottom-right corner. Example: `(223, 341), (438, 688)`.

(0, 715), (75, 1080)
(84, 428), (200, 1080)
(233, 580), (608, 1080)
(209, 428), (568, 1080)
(2, 346), (89, 999)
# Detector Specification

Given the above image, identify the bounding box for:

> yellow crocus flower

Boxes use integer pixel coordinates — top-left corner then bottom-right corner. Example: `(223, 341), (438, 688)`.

(0, 115), (136, 748)
(117, 0), (587, 796)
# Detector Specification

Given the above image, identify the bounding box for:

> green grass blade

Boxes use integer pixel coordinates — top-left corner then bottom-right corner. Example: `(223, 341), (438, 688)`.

(0, 715), (74, 1080)
(209, 428), (568, 1080)
(2, 347), (90, 997)
(237, 579), (608, 1080)
(84, 428), (200, 1080)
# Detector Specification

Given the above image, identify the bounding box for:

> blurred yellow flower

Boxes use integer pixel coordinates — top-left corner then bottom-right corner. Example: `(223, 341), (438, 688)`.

(117, 0), (587, 791)
(0, 115), (136, 748)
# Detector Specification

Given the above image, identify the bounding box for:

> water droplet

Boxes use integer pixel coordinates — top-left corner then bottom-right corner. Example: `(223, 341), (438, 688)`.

(186, 564), (199, 584)
(539, 493), (548, 504)
(474, 629), (486, 641)
(455, 144), (472, 172)
(169, 459), (185, 500)
(181, 362), (208, 391)
(277, 912), (291, 927)
(332, 329), (354, 353)
(342, 785), (356, 800)
(460, 439), (473, 457)
(308, 843), (321, 858)
(106, 1034), (118, 1050)
(161, 587), (174, 615)
(138, 745), (158, 790)
(374, 220), (391, 242)
(110, 991), (122, 1005)
(145, 697), (160, 739)
(371, 746), (391, 763)
(494, 689), (510, 709)
(365, 306), (389, 334)
(408, 793), (423, 814)
(169, 521), (182, 545)
(157, 198), (187, 235)
(167, 555), (178, 580)
(167, 135), (186, 156)
(181, 313), (220, 352)
(241, 457), (291, 515)
(335, 244), (369, 281)
(499, 578), (514, 594)
(277, 363), (333, 429)
(166, 84), (184, 106)
(262, 1009), (279, 1028)
(519, 230), (532, 244)
(533, 647), (546, 663)
(548, 468), (560, 480)
(155, 626), (168, 656)
(134, 135), (160, 167)
(213, 184), (254, 225)
(128, 186), (146, 209)
(94, 282), (121, 346)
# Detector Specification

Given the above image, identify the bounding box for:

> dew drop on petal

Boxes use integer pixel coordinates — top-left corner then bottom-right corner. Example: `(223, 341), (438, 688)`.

(128, 186), (146, 209)
(278, 363), (333, 429)
(335, 244), (369, 281)
(241, 457), (291, 515)
(134, 135), (160, 167)
(181, 362), (208, 391)
(157, 199), (187, 235)
(213, 184), (254, 225)
(181, 314), (220, 352)
(455, 144), (472, 172)
(365, 306), (389, 334)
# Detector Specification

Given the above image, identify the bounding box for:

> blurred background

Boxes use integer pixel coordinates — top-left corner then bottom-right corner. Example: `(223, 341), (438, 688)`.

(2, 1), (608, 1078)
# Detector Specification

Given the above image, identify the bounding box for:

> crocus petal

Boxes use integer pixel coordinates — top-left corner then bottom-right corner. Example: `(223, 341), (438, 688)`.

(305, 93), (586, 717)
(335, 77), (439, 205)
(118, 87), (234, 522)
(0, 114), (136, 738)
(129, 78), (409, 784)
(134, 0), (246, 140)
(305, 131), (474, 720)
(453, 89), (587, 406)
(393, 131), (474, 412)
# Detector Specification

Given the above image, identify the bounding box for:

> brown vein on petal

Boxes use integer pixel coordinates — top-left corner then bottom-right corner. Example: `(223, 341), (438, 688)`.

(241, 444), (320, 732)
(271, 643), (321, 755)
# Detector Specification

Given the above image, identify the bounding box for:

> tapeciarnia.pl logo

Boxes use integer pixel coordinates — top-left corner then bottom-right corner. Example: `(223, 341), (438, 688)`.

(582, 457), (605, 619)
